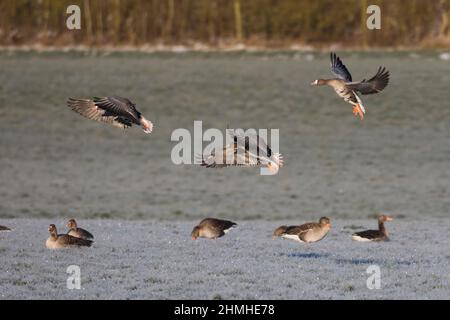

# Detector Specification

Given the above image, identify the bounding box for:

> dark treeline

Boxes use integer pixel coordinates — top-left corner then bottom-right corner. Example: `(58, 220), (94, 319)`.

(0, 0), (450, 48)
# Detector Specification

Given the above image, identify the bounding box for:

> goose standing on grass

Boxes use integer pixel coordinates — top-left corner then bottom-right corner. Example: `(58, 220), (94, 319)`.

(46, 224), (93, 249)
(67, 96), (153, 133)
(273, 217), (331, 243)
(200, 130), (283, 173)
(311, 52), (390, 120)
(0, 225), (11, 232)
(352, 215), (393, 242)
(191, 218), (237, 240)
(67, 219), (94, 241)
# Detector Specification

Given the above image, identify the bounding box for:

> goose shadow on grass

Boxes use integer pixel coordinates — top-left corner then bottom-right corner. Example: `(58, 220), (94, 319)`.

(280, 252), (414, 266)
(279, 252), (330, 259)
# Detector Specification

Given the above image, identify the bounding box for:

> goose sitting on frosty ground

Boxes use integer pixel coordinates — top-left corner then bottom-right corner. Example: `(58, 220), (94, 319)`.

(46, 224), (93, 249)
(273, 217), (331, 243)
(200, 129), (283, 173)
(191, 218), (237, 240)
(311, 52), (390, 120)
(351, 215), (393, 242)
(67, 218), (94, 241)
(0, 225), (11, 232)
(67, 96), (153, 133)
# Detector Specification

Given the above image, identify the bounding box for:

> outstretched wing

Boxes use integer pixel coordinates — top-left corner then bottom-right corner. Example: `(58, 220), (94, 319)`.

(93, 96), (141, 123)
(67, 96), (139, 128)
(346, 67), (390, 95)
(200, 143), (239, 168)
(330, 52), (352, 82)
(230, 129), (273, 159)
(200, 142), (260, 168)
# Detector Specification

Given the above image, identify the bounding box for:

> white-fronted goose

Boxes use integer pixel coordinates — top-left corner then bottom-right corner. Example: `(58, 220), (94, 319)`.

(67, 96), (153, 133)
(46, 224), (93, 249)
(67, 218), (94, 240)
(274, 217), (331, 243)
(200, 129), (283, 173)
(191, 218), (237, 240)
(311, 52), (390, 120)
(352, 215), (393, 242)
(0, 225), (11, 232)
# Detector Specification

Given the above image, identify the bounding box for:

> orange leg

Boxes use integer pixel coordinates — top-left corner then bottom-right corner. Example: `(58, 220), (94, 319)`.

(352, 104), (364, 121)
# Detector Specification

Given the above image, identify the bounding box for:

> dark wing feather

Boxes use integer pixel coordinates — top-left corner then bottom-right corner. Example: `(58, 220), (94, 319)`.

(346, 67), (390, 95)
(330, 52), (352, 82)
(353, 229), (382, 240)
(67, 98), (133, 129)
(0, 225), (11, 231)
(59, 234), (93, 247)
(78, 228), (94, 240)
(283, 223), (315, 235)
(202, 218), (237, 231)
(93, 96), (141, 123)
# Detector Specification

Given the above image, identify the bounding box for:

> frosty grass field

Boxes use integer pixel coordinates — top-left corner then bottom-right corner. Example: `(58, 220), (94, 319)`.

(0, 51), (449, 299)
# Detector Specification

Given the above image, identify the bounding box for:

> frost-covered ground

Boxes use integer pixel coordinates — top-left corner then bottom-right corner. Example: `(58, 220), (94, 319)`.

(1, 52), (450, 299)
(0, 218), (449, 299)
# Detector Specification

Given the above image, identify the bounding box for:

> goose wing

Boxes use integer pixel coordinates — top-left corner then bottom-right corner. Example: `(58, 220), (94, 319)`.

(67, 96), (140, 128)
(330, 52), (352, 82)
(346, 67), (390, 95)
(200, 143), (238, 168)
(203, 218), (237, 232)
(230, 130), (272, 159)
(200, 143), (259, 167)
(58, 234), (93, 247)
(353, 229), (382, 240)
(283, 223), (314, 235)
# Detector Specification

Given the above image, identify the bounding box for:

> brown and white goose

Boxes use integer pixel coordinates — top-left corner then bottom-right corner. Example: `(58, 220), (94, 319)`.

(273, 217), (331, 243)
(191, 218), (237, 240)
(67, 219), (94, 241)
(352, 215), (393, 242)
(67, 96), (153, 133)
(200, 130), (283, 173)
(0, 225), (11, 232)
(311, 52), (390, 120)
(46, 224), (93, 249)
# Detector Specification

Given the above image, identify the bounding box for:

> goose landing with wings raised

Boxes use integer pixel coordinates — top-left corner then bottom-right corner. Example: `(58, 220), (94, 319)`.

(311, 52), (390, 120)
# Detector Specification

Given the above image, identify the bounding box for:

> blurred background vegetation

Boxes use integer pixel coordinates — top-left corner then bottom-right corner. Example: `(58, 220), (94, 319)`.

(1, 0), (450, 48)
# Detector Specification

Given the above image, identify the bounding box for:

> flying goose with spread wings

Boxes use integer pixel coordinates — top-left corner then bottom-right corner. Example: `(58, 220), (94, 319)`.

(200, 130), (283, 173)
(67, 96), (153, 133)
(311, 52), (390, 120)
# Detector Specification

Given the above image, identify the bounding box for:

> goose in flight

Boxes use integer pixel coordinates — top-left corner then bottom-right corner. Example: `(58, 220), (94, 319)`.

(200, 130), (283, 173)
(352, 215), (393, 242)
(67, 96), (153, 133)
(273, 217), (331, 243)
(311, 52), (390, 120)
(191, 218), (237, 240)
(46, 224), (93, 249)
(66, 219), (94, 241)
